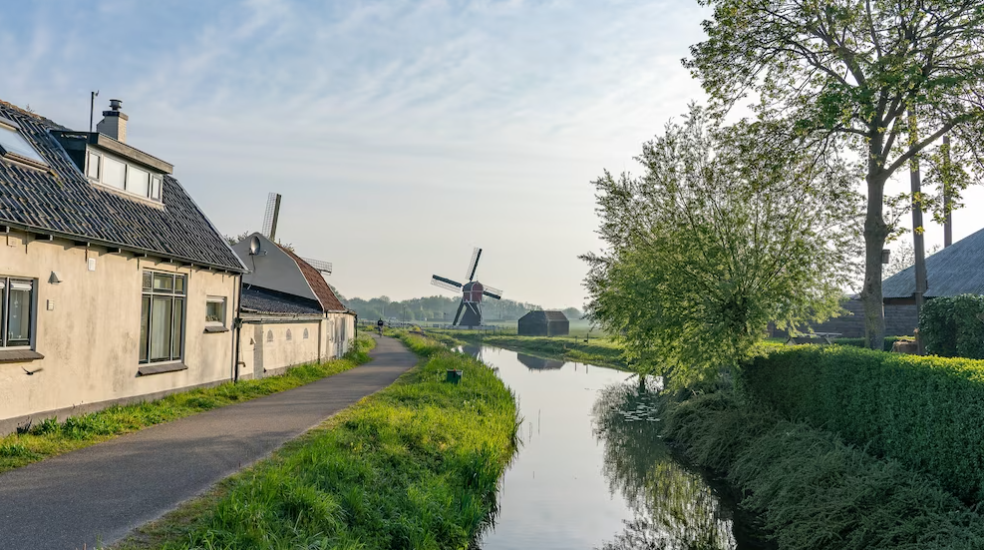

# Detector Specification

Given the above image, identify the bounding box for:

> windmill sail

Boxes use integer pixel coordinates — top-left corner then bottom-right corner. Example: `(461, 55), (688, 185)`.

(452, 301), (466, 325)
(302, 257), (333, 275)
(465, 247), (482, 281)
(482, 285), (503, 300)
(261, 192), (282, 240)
(432, 275), (463, 293)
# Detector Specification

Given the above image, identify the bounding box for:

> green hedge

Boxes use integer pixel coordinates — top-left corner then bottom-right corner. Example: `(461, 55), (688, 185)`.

(921, 295), (984, 359)
(741, 346), (984, 503)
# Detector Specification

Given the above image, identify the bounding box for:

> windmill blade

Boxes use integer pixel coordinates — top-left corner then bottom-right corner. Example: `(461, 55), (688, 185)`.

(452, 300), (466, 325)
(465, 247), (482, 281)
(431, 275), (463, 293)
(261, 192), (282, 240)
(302, 257), (333, 275)
(482, 286), (503, 300)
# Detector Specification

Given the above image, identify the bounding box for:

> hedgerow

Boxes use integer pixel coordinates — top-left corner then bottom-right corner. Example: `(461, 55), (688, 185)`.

(663, 393), (984, 550)
(740, 345), (984, 502)
(920, 295), (984, 359)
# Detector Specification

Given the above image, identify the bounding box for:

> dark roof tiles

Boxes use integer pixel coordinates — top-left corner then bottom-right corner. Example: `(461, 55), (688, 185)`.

(241, 285), (324, 316)
(0, 99), (244, 272)
(883, 227), (984, 299)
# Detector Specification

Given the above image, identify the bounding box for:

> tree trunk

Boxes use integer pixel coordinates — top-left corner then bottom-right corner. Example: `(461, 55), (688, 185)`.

(861, 171), (890, 350)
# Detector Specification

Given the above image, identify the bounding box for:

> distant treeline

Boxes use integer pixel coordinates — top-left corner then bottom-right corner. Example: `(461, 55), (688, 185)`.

(341, 294), (582, 323)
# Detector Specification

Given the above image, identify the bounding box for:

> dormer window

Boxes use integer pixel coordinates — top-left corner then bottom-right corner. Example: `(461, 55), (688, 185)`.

(85, 148), (164, 202)
(0, 117), (47, 168)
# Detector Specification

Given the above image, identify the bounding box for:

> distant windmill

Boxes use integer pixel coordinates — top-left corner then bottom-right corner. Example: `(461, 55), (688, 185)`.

(431, 248), (503, 327)
(259, 192), (333, 275)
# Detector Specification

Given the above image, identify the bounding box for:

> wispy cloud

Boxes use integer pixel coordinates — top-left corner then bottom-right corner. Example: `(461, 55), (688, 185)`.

(0, 0), (726, 307)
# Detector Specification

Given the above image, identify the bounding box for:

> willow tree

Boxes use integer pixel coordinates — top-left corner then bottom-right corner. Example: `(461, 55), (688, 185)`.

(685, 0), (984, 349)
(582, 107), (859, 386)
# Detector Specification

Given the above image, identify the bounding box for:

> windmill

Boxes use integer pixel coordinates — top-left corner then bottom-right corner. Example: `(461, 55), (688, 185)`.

(431, 248), (503, 327)
(260, 192), (333, 275)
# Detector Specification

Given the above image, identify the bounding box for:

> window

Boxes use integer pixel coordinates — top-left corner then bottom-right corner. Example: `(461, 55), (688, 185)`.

(303, 328), (309, 340)
(85, 149), (164, 202)
(0, 278), (35, 348)
(266, 330), (273, 343)
(286, 329), (292, 341)
(206, 296), (226, 326)
(102, 156), (126, 189)
(86, 151), (101, 179)
(139, 271), (185, 364)
(0, 119), (47, 167)
(126, 165), (150, 197)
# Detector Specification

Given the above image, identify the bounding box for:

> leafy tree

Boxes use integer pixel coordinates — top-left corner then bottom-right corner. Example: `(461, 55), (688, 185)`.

(685, 0), (984, 348)
(582, 107), (860, 386)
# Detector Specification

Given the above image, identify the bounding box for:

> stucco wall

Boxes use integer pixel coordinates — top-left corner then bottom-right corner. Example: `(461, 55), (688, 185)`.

(0, 231), (239, 429)
(238, 313), (356, 379)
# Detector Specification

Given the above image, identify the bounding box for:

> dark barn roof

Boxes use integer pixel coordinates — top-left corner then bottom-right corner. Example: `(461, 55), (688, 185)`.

(883, 227), (984, 300)
(519, 310), (570, 322)
(0, 100), (244, 272)
(241, 286), (324, 316)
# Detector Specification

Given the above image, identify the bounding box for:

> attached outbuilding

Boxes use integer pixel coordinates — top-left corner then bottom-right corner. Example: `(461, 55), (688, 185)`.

(518, 310), (570, 337)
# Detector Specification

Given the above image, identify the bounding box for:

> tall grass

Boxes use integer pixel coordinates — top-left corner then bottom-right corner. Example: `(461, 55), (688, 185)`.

(0, 336), (375, 474)
(662, 392), (984, 550)
(116, 333), (518, 550)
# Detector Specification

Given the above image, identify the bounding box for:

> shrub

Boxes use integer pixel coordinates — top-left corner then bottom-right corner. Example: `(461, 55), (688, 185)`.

(832, 336), (910, 352)
(921, 295), (984, 359)
(663, 393), (984, 550)
(741, 345), (984, 502)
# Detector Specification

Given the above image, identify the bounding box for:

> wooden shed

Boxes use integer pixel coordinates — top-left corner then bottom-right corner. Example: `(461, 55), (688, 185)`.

(518, 310), (570, 337)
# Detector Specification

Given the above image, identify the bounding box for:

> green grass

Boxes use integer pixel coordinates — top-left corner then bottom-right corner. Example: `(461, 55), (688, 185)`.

(112, 332), (518, 550)
(662, 391), (984, 550)
(436, 330), (629, 370)
(0, 336), (376, 474)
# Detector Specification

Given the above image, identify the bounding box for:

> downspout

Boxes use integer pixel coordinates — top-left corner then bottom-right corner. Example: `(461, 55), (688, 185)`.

(233, 274), (243, 383)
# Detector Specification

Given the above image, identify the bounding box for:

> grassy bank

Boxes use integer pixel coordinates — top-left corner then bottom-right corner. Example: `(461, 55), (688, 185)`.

(114, 333), (518, 550)
(440, 331), (628, 370)
(662, 391), (984, 550)
(0, 336), (375, 475)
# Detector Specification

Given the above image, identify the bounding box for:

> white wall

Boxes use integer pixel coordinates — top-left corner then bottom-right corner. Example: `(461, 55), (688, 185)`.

(0, 231), (239, 431)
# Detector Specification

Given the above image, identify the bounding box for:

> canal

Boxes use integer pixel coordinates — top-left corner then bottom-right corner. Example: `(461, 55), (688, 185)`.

(462, 345), (765, 550)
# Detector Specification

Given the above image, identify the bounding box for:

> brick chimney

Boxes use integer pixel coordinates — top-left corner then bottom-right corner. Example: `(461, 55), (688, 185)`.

(96, 99), (128, 143)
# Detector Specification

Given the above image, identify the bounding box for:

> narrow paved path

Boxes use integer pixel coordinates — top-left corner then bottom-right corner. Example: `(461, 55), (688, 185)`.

(0, 336), (416, 550)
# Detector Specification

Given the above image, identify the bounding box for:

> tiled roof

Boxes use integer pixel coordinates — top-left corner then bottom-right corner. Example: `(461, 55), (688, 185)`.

(0, 99), (244, 272)
(521, 310), (569, 322)
(883, 227), (984, 299)
(277, 245), (348, 312)
(241, 285), (324, 316)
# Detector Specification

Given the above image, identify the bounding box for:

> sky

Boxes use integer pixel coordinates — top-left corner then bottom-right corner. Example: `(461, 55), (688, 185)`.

(2, 0), (982, 308)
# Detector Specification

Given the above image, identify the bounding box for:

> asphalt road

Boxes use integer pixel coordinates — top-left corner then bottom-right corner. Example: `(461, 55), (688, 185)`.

(0, 336), (416, 550)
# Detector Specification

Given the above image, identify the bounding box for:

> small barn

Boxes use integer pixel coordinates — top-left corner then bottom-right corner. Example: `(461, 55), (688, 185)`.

(518, 310), (570, 337)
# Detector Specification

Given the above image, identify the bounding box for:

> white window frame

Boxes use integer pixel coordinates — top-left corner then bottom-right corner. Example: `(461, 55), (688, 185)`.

(205, 296), (227, 328)
(85, 149), (164, 203)
(0, 276), (37, 350)
(139, 271), (186, 364)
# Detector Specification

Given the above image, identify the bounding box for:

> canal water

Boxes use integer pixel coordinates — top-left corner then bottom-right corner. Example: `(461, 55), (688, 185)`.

(462, 345), (763, 550)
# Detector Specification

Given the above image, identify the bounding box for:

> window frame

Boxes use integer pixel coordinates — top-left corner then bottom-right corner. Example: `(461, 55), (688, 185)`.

(85, 148), (164, 203)
(0, 276), (37, 350)
(139, 271), (186, 364)
(0, 118), (48, 169)
(205, 296), (227, 328)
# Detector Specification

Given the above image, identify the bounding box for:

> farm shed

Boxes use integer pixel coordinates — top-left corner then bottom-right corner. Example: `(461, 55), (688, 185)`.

(518, 310), (570, 337)
(883, 226), (984, 303)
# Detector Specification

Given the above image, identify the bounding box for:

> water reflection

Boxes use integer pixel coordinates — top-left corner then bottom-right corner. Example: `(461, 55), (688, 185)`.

(592, 383), (737, 550)
(454, 345), (756, 550)
(516, 352), (565, 370)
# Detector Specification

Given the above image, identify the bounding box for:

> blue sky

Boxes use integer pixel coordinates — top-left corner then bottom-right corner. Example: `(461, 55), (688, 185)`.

(3, 0), (980, 308)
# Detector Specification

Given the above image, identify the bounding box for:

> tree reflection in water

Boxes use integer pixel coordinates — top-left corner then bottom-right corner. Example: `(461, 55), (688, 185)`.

(592, 382), (737, 550)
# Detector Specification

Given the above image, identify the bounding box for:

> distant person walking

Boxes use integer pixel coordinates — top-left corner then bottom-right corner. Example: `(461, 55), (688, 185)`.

(377, 318), (385, 336)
